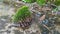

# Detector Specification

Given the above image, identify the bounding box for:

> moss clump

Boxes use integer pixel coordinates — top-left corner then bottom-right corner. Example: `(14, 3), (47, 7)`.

(54, 0), (60, 6)
(22, 0), (36, 3)
(13, 6), (32, 22)
(36, 0), (46, 6)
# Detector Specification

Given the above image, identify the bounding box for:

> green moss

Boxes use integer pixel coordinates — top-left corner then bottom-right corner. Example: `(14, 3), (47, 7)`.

(53, 8), (58, 12)
(54, 0), (60, 6)
(36, 0), (46, 6)
(13, 6), (31, 22)
(22, 0), (36, 3)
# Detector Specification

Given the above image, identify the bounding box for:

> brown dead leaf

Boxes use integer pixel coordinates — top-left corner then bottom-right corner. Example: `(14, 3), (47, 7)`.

(39, 15), (45, 21)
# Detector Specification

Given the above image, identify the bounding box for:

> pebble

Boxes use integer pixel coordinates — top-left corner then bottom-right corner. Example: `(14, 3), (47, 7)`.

(1, 19), (6, 22)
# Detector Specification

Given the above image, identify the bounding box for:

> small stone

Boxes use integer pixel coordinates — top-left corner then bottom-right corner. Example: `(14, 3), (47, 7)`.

(1, 19), (6, 22)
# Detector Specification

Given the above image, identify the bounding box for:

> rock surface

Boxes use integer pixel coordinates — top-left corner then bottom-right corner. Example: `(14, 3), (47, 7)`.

(0, 0), (60, 34)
